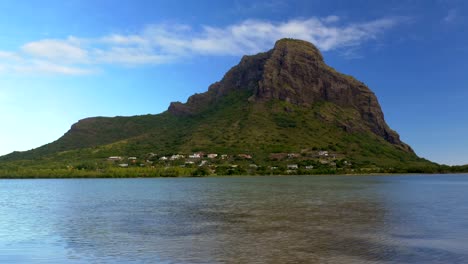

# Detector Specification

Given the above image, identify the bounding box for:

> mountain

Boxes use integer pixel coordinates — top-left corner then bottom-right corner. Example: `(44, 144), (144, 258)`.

(0, 39), (434, 175)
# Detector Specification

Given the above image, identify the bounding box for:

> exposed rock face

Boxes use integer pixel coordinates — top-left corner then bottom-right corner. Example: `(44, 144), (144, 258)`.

(257, 39), (408, 150)
(168, 51), (271, 116)
(168, 38), (411, 151)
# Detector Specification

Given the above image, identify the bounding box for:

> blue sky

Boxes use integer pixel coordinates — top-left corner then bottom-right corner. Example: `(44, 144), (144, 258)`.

(0, 0), (466, 165)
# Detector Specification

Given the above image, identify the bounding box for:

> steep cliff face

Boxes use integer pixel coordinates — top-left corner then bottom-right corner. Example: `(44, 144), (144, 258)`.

(257, 39), (409, 151)
(168, 50), (271, 116)
(169, 38), (411, 152)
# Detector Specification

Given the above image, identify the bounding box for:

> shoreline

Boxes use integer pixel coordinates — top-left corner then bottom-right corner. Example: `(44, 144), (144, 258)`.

(1, 172), (467, 180)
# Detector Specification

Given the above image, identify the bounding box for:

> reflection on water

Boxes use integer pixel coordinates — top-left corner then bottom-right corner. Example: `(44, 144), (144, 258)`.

(1, 175), (468, 263)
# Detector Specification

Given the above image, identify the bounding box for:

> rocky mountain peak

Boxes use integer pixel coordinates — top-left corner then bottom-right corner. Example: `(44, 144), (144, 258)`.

(272, 38), (325, 62)
(168, 38), (412, 152)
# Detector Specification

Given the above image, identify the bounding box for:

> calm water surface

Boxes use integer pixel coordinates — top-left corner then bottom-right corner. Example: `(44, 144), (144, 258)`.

(1, 175), (468, 263)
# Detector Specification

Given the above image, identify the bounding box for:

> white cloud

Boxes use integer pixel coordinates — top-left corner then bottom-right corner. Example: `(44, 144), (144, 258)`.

(137, 17), (399, 56)
(100, 34), (147, 45)
(94, 47), (173, 65)
(0, 51), (19, 60)
(0, 16), (402, 76)
(323, 15), (340, 23)
(22, 39), (89, 63)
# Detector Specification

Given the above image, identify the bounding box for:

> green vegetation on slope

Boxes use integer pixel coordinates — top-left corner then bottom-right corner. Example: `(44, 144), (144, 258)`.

(0, 90), (445, 178)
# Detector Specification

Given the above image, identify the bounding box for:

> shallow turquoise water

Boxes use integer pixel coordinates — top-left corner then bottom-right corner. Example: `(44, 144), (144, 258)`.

(1, 175), (468, 263)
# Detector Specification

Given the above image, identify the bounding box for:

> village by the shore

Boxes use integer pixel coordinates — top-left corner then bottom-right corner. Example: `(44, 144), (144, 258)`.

(103, 149), (353, 175)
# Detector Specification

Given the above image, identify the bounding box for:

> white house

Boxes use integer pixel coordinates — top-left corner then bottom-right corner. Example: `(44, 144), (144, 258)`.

(318, 151), (329, 156)
(287, 164), (299, 169)
(170, 154), (184, 160)
(189, 153), (202, 159)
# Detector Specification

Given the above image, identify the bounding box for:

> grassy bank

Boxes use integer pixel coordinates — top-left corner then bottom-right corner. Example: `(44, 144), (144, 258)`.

(0, 164), (466, 179)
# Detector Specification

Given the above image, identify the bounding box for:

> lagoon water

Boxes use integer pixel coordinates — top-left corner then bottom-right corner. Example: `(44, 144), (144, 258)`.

(1, 175), (468, 263)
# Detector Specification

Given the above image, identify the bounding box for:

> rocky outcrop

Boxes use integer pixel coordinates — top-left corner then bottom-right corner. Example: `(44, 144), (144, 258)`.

(168, 51), (271, 116)
(256, 39), (410, 151)
(168, 38), (412, 152)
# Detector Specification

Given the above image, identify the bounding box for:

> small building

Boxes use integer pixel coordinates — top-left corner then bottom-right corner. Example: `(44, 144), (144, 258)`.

(199, 160), (207, 167)
(287, 153), (300, 159)
(170, 154), (184, 160)
(287, 164), (299, 170)
(221, 154), (228, 159)
(128, 157), (137, 160)
(238, 154), (252, 159)
(318, 151), (329, 156)
(249, 164), (258, 169)
(107, 156), (122, 161)
(207, 153), (218, 159)
(159, 156), (168, 161)
(189, 153), (202, 159)
(305, 165), (314, 170)
(119, 163), (129, 168)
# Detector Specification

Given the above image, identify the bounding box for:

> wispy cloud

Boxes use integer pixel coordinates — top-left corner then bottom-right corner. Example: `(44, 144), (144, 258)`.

(0, 51), (19, 60)
(13, 61), (95, 75)
(0, 16), (402, 75)
(21, 39), (89, 63)
(443, 9), (459, 23)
